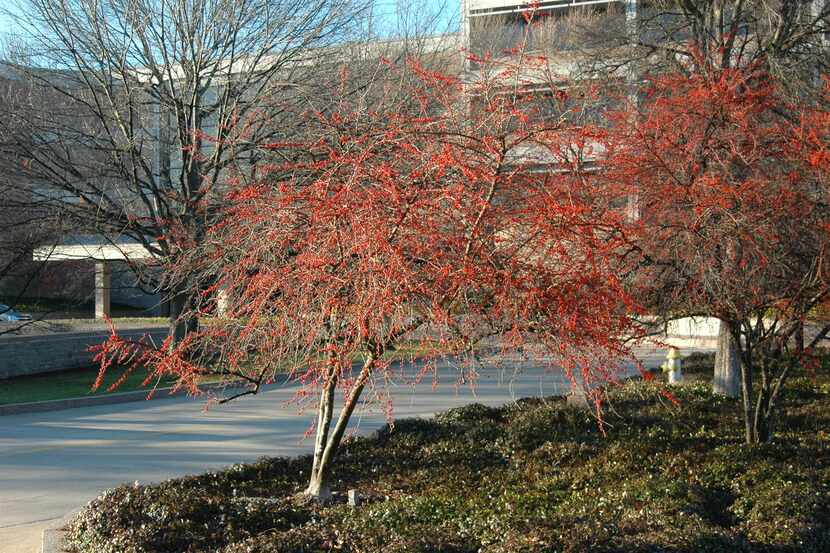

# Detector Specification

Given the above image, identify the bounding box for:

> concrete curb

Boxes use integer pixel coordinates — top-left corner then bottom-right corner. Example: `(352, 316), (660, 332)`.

(2, 341), (700, 418)
(0, 379), (278, 417)
(0, 327), (168, 379)
(41, 510), (80, 553)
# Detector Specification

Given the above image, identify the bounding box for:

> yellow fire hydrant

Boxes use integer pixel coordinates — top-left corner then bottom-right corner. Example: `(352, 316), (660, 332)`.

(661, 347), (683, 384)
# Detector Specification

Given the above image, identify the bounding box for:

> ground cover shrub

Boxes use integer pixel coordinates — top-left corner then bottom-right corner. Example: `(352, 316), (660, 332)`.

(66, 370), (830, 553)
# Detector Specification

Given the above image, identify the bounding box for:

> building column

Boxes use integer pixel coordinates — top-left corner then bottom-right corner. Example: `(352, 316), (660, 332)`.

(216, 283), (229, 316)
(625, 0), (641, 223)
(95, 262), (112, 319)
(813, 0), (828, 48)
(625, 0), (638, 39)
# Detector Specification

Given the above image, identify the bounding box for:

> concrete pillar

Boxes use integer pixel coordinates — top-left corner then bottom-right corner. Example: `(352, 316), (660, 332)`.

(216, 283), (229, 316)
(625, 0), (641, 223)
(713, 320), (740, 397)
(94, 262), (112, 319)
(461, 0), (471, 59)
(626, 193), (640, 222)
(625, 0), (639, 40)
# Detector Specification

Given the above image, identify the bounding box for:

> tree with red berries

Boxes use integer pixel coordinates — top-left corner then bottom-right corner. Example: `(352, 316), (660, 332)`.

(602, 61), (830, 444)
(92, 49), (639, 499)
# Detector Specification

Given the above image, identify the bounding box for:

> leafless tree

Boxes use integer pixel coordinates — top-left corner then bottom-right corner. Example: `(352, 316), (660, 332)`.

(0, 63), (89, 334)
(0, 0), (377, 341)
(0, 185), (62, 333)
(553, 1), (829, 91)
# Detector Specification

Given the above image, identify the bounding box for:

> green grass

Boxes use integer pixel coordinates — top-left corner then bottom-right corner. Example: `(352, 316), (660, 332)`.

(39, 317), (168, 326)
(0, 366), (179, 405)
(0, 340), (445, 406)
(0, 296), (150, 315)
(108, 317), (168, 325)
(64, 357), (830, 553)
(0, 333), (449, 408)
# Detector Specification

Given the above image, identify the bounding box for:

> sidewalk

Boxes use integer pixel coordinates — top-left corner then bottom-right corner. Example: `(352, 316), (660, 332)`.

(0, 521), (52, 553)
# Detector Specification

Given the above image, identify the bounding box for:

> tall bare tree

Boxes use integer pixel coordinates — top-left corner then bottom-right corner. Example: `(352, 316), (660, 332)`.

(0, 0), (372, 340)
(0, 62), (89, 332)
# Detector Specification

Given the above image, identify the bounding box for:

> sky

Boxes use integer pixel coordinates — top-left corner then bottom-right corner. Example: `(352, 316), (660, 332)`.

(369, 0), (460, 36)
(0, 6), (17, 40)
(0, 0), (461, 56)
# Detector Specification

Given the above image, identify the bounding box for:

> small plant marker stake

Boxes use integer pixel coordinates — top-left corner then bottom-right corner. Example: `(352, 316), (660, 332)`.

(348, 489), (361, 507)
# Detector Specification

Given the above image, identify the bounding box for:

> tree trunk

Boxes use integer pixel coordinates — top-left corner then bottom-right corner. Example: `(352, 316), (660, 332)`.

(740, 355), (756, 444)
(713, 320), (740, 398)
(794, 321), (804, 353)
(753, 397), (771, 443)
(305, 354), (375, 502)
(752, 367), (773, 444)
(305, 470), (333, 502)
(168, 284), (198, 345)
(306, 367), (338, 502)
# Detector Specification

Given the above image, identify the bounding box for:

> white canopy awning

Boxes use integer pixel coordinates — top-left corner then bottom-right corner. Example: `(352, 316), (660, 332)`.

(33, 236), (155, 262)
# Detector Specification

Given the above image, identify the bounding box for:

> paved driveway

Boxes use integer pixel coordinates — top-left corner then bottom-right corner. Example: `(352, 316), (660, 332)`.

(0, 348), (686, 552)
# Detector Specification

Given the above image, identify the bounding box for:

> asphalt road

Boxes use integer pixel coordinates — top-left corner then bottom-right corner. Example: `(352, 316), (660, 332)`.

(0, 349), (679, 552)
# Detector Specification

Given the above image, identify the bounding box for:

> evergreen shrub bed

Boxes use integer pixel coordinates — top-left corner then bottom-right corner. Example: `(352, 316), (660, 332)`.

(66, 358), (830, 552)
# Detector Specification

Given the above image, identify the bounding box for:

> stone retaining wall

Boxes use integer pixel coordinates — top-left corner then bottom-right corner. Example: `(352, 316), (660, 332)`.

(0, 328), (167, 379)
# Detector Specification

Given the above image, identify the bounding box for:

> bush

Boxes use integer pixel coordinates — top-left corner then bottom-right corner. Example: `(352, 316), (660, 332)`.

(66, 375), (830, 553)
(65, 459), (312, 553)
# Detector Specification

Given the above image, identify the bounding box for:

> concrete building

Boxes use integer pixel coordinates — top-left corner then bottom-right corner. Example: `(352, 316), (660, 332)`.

(6, 0), (827, 320)
(459, 0), (828, 344)
(3, 34), (461, 319)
